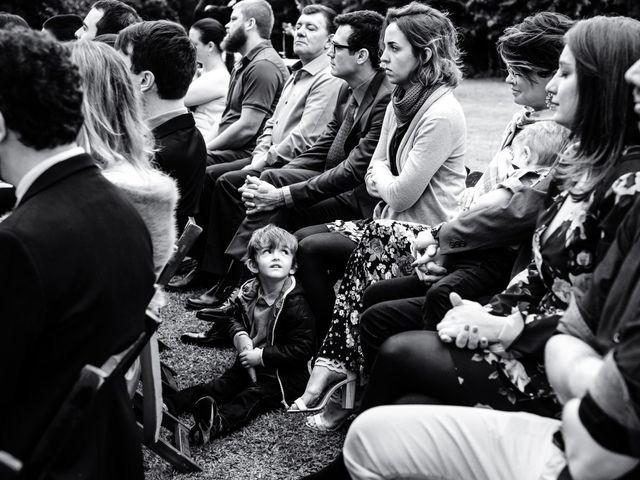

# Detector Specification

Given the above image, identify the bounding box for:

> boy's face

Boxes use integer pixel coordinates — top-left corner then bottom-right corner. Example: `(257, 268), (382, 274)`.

(253, 244), (295, 281)
(511, 141), (531, 168)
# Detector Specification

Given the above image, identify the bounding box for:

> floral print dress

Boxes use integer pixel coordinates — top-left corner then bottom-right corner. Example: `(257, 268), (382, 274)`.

(318, 219), (430, 376)
(448, 150), (640, 416)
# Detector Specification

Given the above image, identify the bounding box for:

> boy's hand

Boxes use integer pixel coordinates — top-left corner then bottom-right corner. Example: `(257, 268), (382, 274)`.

(239, 348), (262, 368)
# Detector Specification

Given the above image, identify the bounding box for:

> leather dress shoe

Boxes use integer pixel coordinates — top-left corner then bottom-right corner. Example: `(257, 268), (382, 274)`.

(166, 268), (216, 292)
(186, 284), (232, 310)
(195, 299), (236, 322)
(180, 323), (231, 348)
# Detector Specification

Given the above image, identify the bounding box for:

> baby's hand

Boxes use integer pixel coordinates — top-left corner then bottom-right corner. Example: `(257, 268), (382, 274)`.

(239, 348), (262, 368)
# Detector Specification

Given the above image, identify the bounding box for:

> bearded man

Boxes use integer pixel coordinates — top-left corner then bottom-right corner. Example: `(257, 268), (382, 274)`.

(203, 0), (289, 166)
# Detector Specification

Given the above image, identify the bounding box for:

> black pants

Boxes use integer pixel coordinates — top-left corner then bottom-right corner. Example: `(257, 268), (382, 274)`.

(165, 359), (291, 435)
(194, 156), (252, 265)
(199, 165), (263, 275)
(360, 248), (515, 372)
(295, 224), (358, 341)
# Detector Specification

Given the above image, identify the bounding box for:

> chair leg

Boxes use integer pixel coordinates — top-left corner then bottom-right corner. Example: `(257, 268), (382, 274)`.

(133, 392), (202, 473)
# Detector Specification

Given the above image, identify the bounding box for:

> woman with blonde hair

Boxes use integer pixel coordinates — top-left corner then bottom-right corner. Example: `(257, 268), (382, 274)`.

(70, 40), (178, 276)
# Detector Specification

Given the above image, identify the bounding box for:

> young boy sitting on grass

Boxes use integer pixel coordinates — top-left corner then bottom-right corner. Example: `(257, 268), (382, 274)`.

(165, 225), (316, 444)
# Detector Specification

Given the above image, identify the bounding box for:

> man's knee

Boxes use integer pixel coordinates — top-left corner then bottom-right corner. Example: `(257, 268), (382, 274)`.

(378, 331), (416, 361)
(425, 283), (454, 311)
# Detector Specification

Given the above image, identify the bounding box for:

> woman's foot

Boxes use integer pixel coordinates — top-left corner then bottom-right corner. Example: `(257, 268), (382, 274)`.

(288, 359), (357, 413)
(299, 364), (348, 409)
(305, 392), (353, 432)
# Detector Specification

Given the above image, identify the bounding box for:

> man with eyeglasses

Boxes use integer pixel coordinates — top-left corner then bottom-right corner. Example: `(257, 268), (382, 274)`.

(189, 11), (392, 333)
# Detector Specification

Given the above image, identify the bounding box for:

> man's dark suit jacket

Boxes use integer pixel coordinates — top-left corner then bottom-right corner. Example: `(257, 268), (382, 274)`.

(438, 176), (551, 276)
(283, 69), (392, 214)
(0, 154), (155, 479)
(224, 69), (393, 262)
(153, 112), (206, 233)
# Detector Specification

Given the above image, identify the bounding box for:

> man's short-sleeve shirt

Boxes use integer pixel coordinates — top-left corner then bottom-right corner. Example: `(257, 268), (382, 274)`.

(217, 41), (290, 150)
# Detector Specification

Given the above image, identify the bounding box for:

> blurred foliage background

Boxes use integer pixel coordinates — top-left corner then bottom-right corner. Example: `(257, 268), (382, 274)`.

(2, 0), (638, 75)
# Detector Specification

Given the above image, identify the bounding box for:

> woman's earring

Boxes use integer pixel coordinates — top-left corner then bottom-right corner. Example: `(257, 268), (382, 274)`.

(545, 92), (553, 109)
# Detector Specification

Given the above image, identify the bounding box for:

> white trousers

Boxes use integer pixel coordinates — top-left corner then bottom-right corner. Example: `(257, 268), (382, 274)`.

(343, 405), (566, 480)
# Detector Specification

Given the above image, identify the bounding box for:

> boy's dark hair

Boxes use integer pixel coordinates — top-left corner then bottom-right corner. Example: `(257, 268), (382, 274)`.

(243, 224), (298, 271)
(0, 12), (29, 29)
(236, 0), (274, 39)
(43, 14), (83, 41)
(115, 20), (196, 100)
(301, 4), (337, 35)
(191, 18), (225, 49)
(497, 12), (574, 81)
(334, 10), (384, 69)
(93, 0), (141, 36)
(0, 29), (83, 150)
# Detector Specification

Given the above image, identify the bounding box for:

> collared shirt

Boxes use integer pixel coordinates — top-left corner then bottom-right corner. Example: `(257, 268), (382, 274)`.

(253, 54), (343, 165)
(217, 40), (289, 150)
(146, 106), (189, 131)
(350, 71), (377, 117)
(15, 145), (85, 204)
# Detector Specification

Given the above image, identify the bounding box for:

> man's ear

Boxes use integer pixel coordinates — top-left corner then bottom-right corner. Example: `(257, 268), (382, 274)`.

(245, 258), (259, 274)
(140, 70), (155, 93)
(245, 17), (256, 33)
(355, 47), (370, 65)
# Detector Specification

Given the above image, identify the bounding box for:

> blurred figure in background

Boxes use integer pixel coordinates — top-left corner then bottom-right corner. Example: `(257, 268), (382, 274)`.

(43, 14), (83, 41)
(185, 18), (230, 143)
(75, 0), (141, 40)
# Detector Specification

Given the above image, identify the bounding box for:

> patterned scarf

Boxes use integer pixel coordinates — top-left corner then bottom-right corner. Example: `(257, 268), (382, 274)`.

(391, 82), (438, 128)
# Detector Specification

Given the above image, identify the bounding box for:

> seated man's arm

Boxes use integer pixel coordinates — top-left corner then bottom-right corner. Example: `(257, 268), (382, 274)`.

(206, 106), (268, 151)
(207, 60), (285, 151)
(283, 84), (350, 173)
(438, 175), (551, 255)
(267, 75), (343, 167)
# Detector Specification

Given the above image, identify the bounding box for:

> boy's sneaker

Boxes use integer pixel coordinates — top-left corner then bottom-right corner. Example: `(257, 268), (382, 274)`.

(189, 396), (223, 445)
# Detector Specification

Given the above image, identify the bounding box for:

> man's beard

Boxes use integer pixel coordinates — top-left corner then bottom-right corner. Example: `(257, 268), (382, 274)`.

(221, 26), (247, 53)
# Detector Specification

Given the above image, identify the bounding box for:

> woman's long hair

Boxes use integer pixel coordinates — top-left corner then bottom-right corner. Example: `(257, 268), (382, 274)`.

(70, 40), (155, 171)
(382, 2), (462, 88)
(554, 16), (640, 197)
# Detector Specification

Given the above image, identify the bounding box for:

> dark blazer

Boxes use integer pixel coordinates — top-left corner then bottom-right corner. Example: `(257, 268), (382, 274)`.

(153, 112), (207, 233)
(284, 69), (393, 216)
(438, 175), (552, 275)
(0, 154), (155, 479)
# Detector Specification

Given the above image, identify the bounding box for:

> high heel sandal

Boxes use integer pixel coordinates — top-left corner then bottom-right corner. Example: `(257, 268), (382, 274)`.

(288, 370), (356, 414)
(305, 392), (353, 432)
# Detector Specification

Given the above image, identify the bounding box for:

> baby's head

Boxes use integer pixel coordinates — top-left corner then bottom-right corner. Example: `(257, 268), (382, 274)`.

(512, 121), (571, 169)
(243, 224), (298, 281)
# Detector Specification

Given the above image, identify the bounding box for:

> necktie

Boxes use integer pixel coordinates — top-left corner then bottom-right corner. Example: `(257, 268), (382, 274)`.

(325, 97), (357, 170)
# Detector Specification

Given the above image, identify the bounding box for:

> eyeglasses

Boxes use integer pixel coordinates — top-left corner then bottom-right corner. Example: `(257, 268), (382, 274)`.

(326, 39), (352, 53)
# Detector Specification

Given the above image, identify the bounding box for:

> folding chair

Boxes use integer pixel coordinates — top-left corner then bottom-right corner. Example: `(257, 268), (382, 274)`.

(0, 312), (160, 480)
(133, 217), (203, 473)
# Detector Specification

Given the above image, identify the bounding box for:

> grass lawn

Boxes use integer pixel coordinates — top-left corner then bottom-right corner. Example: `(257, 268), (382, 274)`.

(145, 77), (519, 480)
